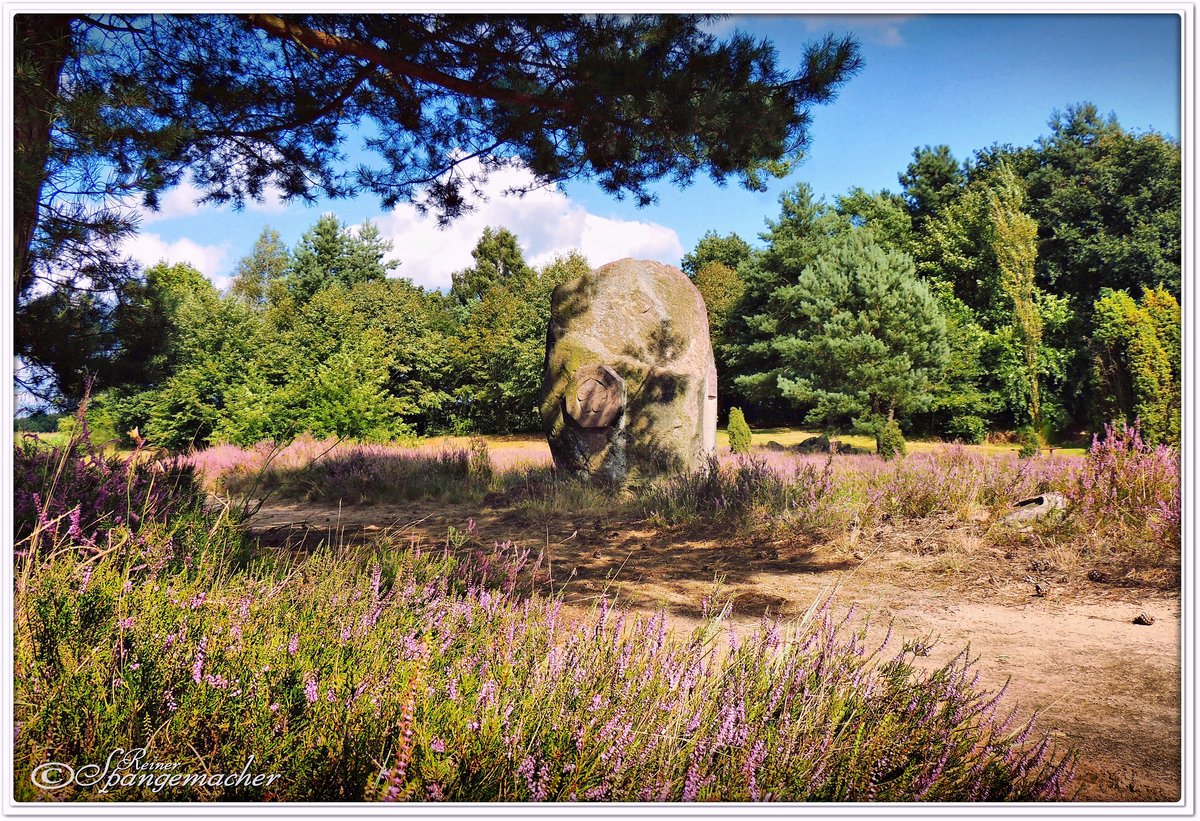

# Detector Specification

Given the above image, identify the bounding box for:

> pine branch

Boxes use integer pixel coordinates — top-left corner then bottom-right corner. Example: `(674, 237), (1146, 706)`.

(242, 14), (574, 114)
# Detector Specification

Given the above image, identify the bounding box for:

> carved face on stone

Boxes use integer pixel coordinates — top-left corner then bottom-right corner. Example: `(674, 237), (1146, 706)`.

(566, 364), (624, 428)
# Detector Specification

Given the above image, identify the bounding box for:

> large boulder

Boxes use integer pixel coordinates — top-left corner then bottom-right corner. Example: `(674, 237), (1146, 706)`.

(540, 258), (717, 483)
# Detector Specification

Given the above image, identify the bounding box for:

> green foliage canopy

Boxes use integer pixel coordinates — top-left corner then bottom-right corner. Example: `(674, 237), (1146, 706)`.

(899, 144), (964, 229)
(1027, 104), (1181, 305)
(988, 163), (1043, 427)
(449, 227), (534, 307)
(722, 183), (849, 418)
(691, 262), (746, 346)
(1091, 287), (1180, 446)
(287, 215), (398, 301)
(93, 218), (587, 448)
(681, 230), (753, 276)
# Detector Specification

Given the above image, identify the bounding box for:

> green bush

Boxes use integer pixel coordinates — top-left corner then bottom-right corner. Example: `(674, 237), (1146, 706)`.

(947, 415), (988, 445)
(876, 419), (907, 460)
(83, 393), (122, 446)
(1016, 426), (1040, 459)
(727, 407), (752, 454)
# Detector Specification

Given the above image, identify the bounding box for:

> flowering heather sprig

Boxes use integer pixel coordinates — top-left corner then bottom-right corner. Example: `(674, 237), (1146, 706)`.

(67, 506), (82, 541)
(1051, 420), (1182, 573)
(191, 638), (207, 684)
(745, 739), (768, 801)
(518, 755), (552, 801)
(681, 739), (714, 802)
(370, 565), (383, 601)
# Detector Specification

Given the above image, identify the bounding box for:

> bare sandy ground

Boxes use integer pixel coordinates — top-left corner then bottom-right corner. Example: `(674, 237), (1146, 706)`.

(244, 497), (1182, 803)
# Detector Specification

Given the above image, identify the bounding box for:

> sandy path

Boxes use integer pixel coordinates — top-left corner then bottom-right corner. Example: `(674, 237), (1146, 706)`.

(244, 497), (1182, 802)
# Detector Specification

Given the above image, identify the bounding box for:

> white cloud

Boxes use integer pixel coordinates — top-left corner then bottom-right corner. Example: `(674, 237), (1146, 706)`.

(370, 159), (683, 291)
(121, 233), (233, 289)
(136, 184), (205, 223)
(703, 14), (916, 47)
(802, 15), (917, 47)
(698, 15), (739, 37)
(137, 180), (289, 224)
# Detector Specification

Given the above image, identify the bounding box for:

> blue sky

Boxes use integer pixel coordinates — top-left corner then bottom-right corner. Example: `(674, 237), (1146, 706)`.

(125, 13), (1182, 292)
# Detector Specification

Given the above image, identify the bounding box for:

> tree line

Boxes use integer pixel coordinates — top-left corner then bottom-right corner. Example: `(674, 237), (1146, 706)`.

(21, 102), (1180, 452)
(688, 103), (1180, 449)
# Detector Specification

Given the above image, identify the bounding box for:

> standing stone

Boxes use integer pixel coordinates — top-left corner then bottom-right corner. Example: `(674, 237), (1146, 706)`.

(540, 258), (717, 483)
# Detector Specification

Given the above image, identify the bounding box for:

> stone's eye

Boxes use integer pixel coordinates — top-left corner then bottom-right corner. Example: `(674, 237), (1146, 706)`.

(565, 364), (624, 429)
(576, 378), (608, 413)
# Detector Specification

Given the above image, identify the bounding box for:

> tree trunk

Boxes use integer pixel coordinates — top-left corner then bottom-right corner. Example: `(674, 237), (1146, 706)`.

(13, 14), (75, 300)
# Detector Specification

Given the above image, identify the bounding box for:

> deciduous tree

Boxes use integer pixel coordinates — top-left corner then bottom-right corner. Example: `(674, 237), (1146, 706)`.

(681, 230), (753, 276)
(1027, 105), (1181, 305)
(691, 262), (745, 346)
(988, 163), (1042, 429)
(229, 227), (289, 308)
(1091, 287), (1180, 445)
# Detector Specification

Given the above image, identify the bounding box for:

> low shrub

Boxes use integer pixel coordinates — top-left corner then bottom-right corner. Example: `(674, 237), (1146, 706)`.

(467, 435), (493, 485)
(189, 435), (475, 504)
(642, 456), (787, 526)
(728, 408), (752, 454)
(1063, 421), (1180, 571)
(947, 415), (988, 445)
(14, 531), (1075, 802)
(875, 419), (907, 461)
(1016, 426), (1040, 459)
(500, 466), (617, 524)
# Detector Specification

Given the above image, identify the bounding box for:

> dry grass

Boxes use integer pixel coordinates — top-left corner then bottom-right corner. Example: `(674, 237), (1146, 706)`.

(187, 425), (1174, 592)
(409, 428), (1090, 460)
